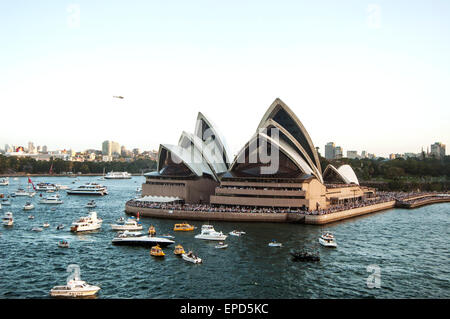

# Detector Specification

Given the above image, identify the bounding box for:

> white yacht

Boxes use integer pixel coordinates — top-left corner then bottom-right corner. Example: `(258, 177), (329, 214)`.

(194, 225), (227, 241)
(40, 194), (63, 204)
(70, 211), (103, 232)
(182, 251), (202, 264)
(104, 171), (132, 179)
(67, 183), (108, 196)
(319, 233), (337, 248)
(229, 230), (245, 236)
(111, 231), (175, 247)
(110, 218), (143, 231)
(50, 279), (100, 297)
(0, 177), (9, 186)
(15, 187), (36, 197)
(23, 202), (35, 210)
(35, 182), (57, 192)
(2, 212), (13, 226)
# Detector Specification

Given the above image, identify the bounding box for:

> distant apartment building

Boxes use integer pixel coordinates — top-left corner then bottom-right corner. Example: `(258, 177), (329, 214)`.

(335, 146), (343, 159)
(346, 150), (358, 159)
(325, 142), (335, 160)
(361, 151), (367, 158)
(102, 140), (121, 156)
(430, 142), (446, 159)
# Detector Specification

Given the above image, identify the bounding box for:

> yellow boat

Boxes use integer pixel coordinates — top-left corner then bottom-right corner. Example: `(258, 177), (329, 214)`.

(148, 225), (156, 236)
(150, 244), (165, 257)
(173, 244), (185, 255)
(173, 223), (194, 231)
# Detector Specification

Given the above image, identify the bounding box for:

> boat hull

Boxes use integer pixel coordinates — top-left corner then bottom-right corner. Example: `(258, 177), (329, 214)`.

(318, 238), (337, 247)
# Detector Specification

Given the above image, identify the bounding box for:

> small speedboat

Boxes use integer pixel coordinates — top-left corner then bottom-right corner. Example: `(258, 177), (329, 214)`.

(2, 212), (13, 227)
(50, 278), (100, 297)
(56, 224), (65, 230)
(43, 223), (50, 228)
(319, 232), (337, 248)
(32, 227), (43, 232)
(28, 215), (35, 219)
(23, 202), (35, 210)
(229, 230), (245, 236)
(173, 223), (195, 231)
(85, 200), (97, 208)
(150, 244), (165, 257)
(268, 240), (282, 247)
(57, 240), (70, 248)
(1, 198), (11, 206)
(182, 251), (202, 264)
(173, 244), (185, 255)
(215, 242), (228, 249)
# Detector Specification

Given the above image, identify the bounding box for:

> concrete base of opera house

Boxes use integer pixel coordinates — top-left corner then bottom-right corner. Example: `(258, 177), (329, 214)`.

(125, 197), (449, 225)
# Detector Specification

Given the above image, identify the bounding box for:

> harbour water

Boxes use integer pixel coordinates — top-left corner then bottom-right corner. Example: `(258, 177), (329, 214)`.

(0, 176), (449, 298)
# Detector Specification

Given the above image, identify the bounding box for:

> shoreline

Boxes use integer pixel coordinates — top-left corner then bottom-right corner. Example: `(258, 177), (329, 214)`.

(0, 173), (146, 177)
(125, 196), (450, 225)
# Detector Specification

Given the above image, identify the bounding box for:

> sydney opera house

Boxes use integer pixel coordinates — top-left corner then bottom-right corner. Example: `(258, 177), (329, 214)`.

(137, 98), (375, 216)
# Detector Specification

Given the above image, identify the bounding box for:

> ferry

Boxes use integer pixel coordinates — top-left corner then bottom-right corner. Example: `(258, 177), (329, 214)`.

(2, 212), (13, 226)
(110, 218), (143, 231)
(70, 211), (103, 232)
(35, 182), (58, 192)
(319, 232), (337, 248)
(0, 177), (9, 186)
(182, 251), (202, 264)
(150, 244), (165, 257)
(23, 202), (35, 210)
(67, 183), (108, 196)
(194, 225), (227, 241)
(174, 223), (195, 231)
(40, 194), (63, 204)
(173, 244), (185, 255)
(111, 231), (175, 247)
(50, 279), (100, 297)
(104, 171), (132, 179)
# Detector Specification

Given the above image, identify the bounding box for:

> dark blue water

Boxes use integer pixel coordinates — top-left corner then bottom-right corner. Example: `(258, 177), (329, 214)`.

(0, 176), (449, 298)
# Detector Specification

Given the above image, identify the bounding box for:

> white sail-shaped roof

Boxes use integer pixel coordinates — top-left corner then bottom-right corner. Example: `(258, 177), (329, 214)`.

(323, 164), (359, 185)
(257, 98), (322, 177)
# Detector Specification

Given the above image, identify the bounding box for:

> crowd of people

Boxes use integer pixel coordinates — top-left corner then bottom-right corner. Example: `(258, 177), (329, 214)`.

(127, 191), (448, 216)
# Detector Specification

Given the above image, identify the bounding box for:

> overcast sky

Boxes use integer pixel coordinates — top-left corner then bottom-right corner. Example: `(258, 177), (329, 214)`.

(1, 0), (449, 158)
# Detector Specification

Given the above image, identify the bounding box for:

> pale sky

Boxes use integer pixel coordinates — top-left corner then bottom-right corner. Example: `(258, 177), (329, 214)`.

(1, 0), (449, 158)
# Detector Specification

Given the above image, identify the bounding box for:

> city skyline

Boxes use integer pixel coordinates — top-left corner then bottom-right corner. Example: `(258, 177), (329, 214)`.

(1, 1), (449, 158)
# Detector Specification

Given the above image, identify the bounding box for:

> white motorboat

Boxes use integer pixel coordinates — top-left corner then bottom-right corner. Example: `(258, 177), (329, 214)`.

(85, 200), (97, 208)
(70, 211), (103, 232)
(40, 194), (63, 204)
(67, 183), (108, 196)
(15, 187), (36, 197)
(319, 232), (337, 248)
(50, 279), (100, 297)
(110, 218), (143, 231)
(215, 242), (228, 249)
(229, 230), (245, 236)
(57, 240), (69, 248)
(111, 231), (175, 247)
(2, 198), (12, 206)
(35, 182), (57, 192)
(182, 251), (202, 264)
(268, 240), (282, 247)
(23, 202), (35, 210)
(104, 171), (132, 179)
(32, 227), (43, 232)
(2, 212), (13, 226)
(194, 225), (227, 241)
(43, 223), (50, 228)
(28, 215), (35, 219)
(0, 177), (9, 186)
(56, 224), (65, 230)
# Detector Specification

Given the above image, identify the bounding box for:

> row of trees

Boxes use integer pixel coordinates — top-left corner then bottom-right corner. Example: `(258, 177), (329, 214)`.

(0, 155), (157, 175)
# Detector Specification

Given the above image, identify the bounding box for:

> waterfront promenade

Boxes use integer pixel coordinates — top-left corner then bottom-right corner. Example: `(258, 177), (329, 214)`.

(125, 192), (450, 225)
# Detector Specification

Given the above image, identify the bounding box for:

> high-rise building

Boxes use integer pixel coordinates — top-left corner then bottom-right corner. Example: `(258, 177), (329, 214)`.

(325, 142), (335, 160)
(430, 142), (446, 159)
(28, 141), (35, 154)
(361, 150), (367, 158)
(42, 145), (48, 153)
(335, 146), (343, 159)
(103, 140), (121, 156)
(346, 151), (358, 159)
